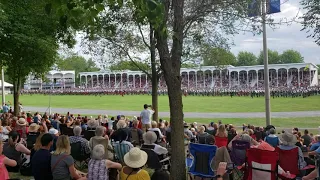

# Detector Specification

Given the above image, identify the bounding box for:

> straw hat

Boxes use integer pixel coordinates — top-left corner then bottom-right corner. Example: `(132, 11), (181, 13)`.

(124, 147), (148, 168)
(279, 131), (297, 146)
(28, 123), (40, 133)
(17, 118), (27, 126)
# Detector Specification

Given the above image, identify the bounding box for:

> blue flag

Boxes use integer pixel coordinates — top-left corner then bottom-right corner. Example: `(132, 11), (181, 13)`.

(248, 0), (260, 17)
(267, 0), (280, 14)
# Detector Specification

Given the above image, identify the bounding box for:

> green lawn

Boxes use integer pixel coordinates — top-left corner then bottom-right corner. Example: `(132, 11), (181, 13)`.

(6, 94), (320, 112)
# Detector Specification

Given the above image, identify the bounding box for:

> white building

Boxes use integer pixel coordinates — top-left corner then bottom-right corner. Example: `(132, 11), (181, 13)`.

(79, 63), (318, 89)
(24, 70), (76, 90)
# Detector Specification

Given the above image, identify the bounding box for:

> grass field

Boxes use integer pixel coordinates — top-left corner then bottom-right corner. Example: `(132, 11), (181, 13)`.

(6, 94), (320, 112)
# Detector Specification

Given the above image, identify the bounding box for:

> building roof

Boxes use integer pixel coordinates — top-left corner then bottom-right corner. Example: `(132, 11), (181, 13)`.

(0, 80), (13, 87)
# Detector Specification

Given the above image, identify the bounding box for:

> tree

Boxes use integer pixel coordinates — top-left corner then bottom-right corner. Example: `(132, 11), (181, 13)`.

(257, 49), (281, 65)
(301, 0), (320, 45)
(201, 45), (237, 67)
(56, 55), (100, 85)
(109, 61), (150, 71)
(0, 0), (64, 115)
(236, 51), (257, 66)
(279, 50), (304, 64)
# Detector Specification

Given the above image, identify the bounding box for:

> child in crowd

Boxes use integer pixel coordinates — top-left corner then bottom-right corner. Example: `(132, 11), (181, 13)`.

(0, 140), (17, 180)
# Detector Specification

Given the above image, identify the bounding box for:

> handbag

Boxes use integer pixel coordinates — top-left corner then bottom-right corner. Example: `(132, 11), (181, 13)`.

(20, 155), (32, 176)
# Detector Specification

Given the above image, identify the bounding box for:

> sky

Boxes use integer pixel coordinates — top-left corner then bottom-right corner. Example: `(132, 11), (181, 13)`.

(230, 0), (320, 64)
(72, 0), (320, 65)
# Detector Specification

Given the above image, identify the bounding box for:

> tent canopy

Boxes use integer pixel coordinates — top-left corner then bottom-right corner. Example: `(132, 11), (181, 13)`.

(0, 80), (13, 87)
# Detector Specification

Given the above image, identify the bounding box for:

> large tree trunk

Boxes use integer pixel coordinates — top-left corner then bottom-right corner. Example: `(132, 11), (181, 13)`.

(13, 77), (21, 116)
(155, 0), (186, 179)
(150, 25), (159, 121)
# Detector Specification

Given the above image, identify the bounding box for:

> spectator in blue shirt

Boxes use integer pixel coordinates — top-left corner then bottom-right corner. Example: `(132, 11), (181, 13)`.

(310, 136), (320, 151)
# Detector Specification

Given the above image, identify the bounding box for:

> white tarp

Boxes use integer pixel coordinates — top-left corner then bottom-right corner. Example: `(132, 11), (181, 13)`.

(0, 80), (13, 87)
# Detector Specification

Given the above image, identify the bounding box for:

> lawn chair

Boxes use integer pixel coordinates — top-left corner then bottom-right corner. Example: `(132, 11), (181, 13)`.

(84, 130), (95, 141)
(113, 143), (131, 164)
(186, 143), (217, 180)
(130, 128), (142, 147)
(70, 142), (88, 170)
(275, 147), (315, 179)
(214, 136), (228, 148)
(230, 140), (251, 180)
(141, 147), (170, 170)
(244, 148), (279, 180)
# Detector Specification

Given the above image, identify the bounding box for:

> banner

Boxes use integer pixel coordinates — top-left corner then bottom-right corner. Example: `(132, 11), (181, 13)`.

(248, 0), (261, 17)
(267, 0), (281, 14)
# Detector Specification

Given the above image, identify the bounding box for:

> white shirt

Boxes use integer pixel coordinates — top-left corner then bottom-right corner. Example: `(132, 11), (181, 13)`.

(140, 109), (154, 125)
(145, 143), (168, 155)
(148, 128), (164, 138)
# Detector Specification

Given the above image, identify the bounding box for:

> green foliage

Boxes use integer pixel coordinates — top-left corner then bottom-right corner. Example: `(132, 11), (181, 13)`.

(257, 49), (304, 65)
(181, 63), (197, 68)
(257, 49), (280, 65)
(300, 0), (320, 46)
(109, 61), (150, 71)
(56, 55), (100, 85)
(236, 51), (257, 66)
(201, 44), (237, 67)
(279, 50), (304, 64)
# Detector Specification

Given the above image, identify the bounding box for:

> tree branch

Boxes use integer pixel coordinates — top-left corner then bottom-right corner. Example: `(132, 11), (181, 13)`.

(137, 23), (151, 50)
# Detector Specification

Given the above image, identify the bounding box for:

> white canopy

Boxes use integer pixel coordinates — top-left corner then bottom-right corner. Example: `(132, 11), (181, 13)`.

(0, 80), (13, 87)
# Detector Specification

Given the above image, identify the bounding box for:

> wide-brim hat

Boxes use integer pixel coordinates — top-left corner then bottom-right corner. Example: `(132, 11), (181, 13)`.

(87, 119), (98, 128)
(279, 131), (297, 146)
(28, 123), (40, 132)
(124, 147), (148, 168)
(49, 128), (59, 135)
(183, 122), (189, 127)
(143, 131), (157, 144)
(17, 118), (27, 126)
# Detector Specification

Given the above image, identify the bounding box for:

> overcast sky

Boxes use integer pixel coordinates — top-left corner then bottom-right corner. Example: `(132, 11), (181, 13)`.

(230, 0), (319, 64)
(72, 0), (319, 65)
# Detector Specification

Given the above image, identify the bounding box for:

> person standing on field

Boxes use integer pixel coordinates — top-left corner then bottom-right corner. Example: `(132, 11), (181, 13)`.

(140, 104), (154, 132)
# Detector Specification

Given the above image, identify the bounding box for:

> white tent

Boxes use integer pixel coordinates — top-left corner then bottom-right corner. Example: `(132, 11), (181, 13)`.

(0, 80), (13, 87)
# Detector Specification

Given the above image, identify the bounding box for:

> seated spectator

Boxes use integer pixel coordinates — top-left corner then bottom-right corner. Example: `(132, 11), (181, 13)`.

(3, 130), (30, 172)
(26, 123), (41, 150)
(248, 129), (256, 140)
(264, 128), (280, 147)
(215, 124), (227, 138)
(131, 119), (143, 140)
(69, 126), (91, 157)
(87, 144), (122, 180)
(301, 129), (312, 147)
(120, 147), (150, 180)
(148, 121), (165, 139)
(89, 126), (113, 160)
(196, 126), (214, 145)
(228, 133), (259, 150)
(184, 123), (195, 142)
(51, 135), (84, 180)
(15, 118), (28, 139)
(49, 128), (59, 152)
(142, 131), (168, 156)
(278, 131), (307, 169)
(0, 120), (10, 142)
(110, 120), (131, 142)
(87, 119), (98, 131)
(32, 133), (54, 180)
(0, 140), (17, 180)
(227, 128), (237, 143)
(112, 128), (134, 148)
(310, 135), (320, 151)
(151, 169), (170, 180)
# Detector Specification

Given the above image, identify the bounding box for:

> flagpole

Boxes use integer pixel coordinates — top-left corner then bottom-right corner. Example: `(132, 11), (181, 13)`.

(262, 0), (271, 126)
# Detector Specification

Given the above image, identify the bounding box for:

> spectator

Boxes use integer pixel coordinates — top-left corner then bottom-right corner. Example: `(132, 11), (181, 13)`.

(89, 126), (113, 160)
(310, 135), (320, 151)
(69, 126), (91, 157)
(278, 131), (307, 169)
(87, 144), (122, 180)
(301, 129), (312, 147)
(264, 128), (280, 147)
(148, 121), (165, 139)
(49, 128), (59, 152)
(0, 140), (17, 180)
(26, 123), (41, 150)
(151, 170), (170, 180)
(112, 128), (134, 149)
(3, 131), (30, 172)
(142, 131), (168, 156)
(228, 133), (259, 150)
(15, 118), (28, 140)
(197, 126), (214, 145)
(31, 133), (54, 180)
(140, 104), (154, 132)
(215, 124), (227, 138)
(0, 120), (10, 142)
(51, 135), (83, 180)
(120, 147), (150, 180)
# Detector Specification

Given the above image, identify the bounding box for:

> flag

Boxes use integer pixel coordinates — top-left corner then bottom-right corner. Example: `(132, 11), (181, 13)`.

(248, 0), (261, 17)
(267, 0), (280, 14)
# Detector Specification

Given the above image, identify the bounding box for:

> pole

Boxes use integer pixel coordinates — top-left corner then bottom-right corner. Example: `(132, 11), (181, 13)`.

(1, 68), (5, 105)
(262, 0), (271, 126)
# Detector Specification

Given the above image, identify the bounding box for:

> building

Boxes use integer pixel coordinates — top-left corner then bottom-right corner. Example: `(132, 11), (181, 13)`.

(79, 63), (318, 90)
(24, 70), (76, 90)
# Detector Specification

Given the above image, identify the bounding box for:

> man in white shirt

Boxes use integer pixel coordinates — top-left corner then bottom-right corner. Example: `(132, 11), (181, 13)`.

(140, 104), (154, 132)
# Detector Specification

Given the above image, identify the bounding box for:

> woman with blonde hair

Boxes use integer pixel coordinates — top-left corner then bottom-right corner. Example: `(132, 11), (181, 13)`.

(215, 124), (227, 138)
(51, 135), (85, 180)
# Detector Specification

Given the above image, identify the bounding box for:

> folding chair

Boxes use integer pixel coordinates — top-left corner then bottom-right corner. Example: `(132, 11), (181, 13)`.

(70, 142), (88, 170)
(275, 147), (315, 179)
(230, 140), (250, 180)
(186, 143), (217, 180)
(244, 148), (279, 180)
(141, 147), (170, 170)
(84, 130), (95, 141)
(130, 128), (142, 147)
(214, 136), (228, 148)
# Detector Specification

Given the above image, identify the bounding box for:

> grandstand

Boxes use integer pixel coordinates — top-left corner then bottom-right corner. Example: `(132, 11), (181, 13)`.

(79, 63), (318, 90)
